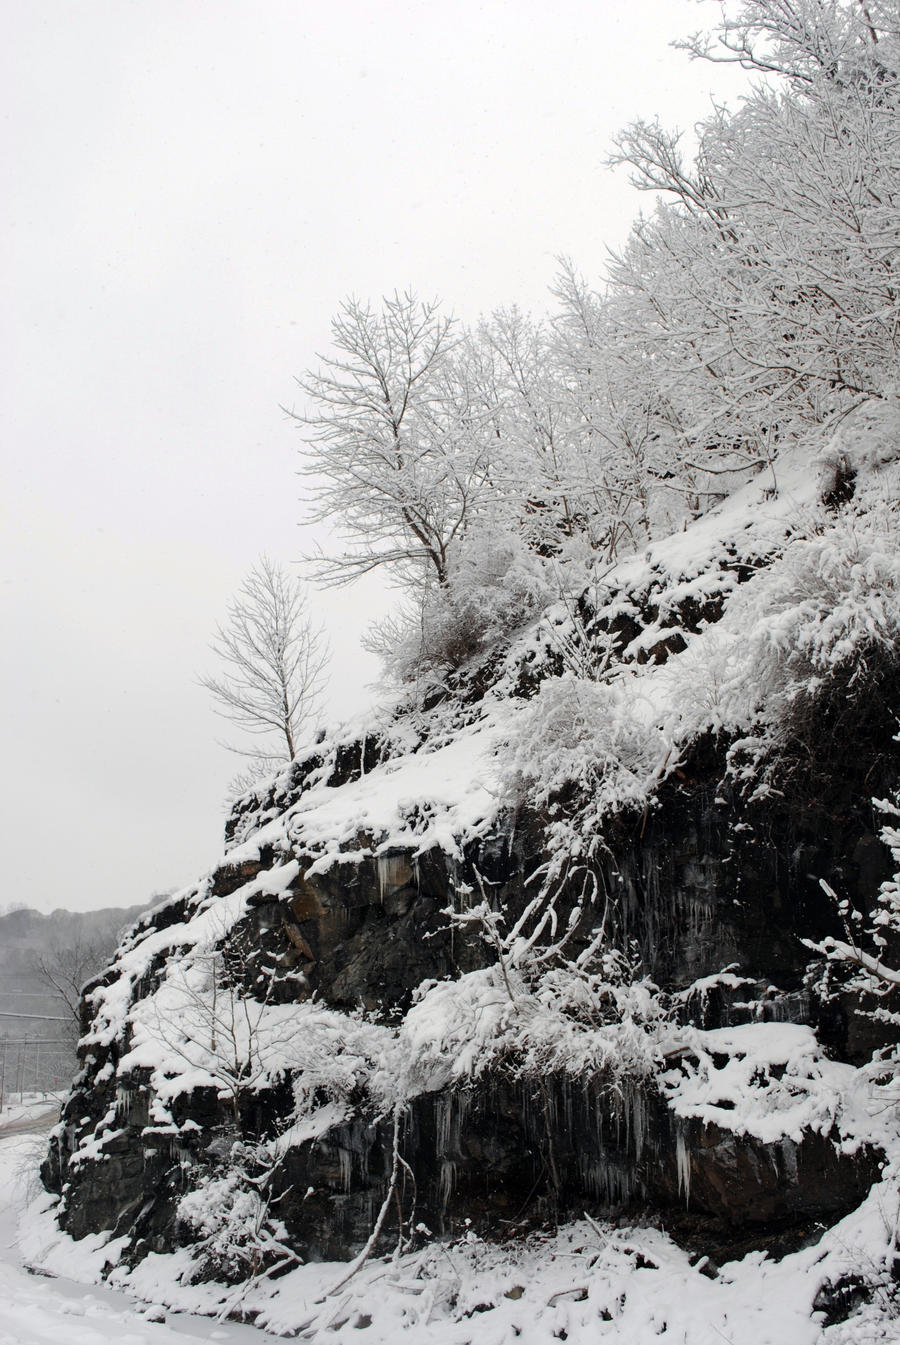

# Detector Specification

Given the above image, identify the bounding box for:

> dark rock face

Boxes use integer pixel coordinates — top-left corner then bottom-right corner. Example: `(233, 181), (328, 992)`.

(43, 663), (900, 1272)
(45, 1062), (880, 1267)
(245, 1079), (878, 1266)
(657, 1118), (880, 1230)
(249, 845), (495, 1012)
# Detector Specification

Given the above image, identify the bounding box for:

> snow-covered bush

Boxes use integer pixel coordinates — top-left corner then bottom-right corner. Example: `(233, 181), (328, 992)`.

(175, 1143), (297, 1284)
(510, 673), (673, 815)
(401, 954), (669, 1094)
(368, 532), (550, 687)
(737, 513), (900, 704)
(720, 497), (900, 794)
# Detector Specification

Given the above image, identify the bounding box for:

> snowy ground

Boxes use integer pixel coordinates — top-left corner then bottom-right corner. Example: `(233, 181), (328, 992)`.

(5, 1117), (899, 1344)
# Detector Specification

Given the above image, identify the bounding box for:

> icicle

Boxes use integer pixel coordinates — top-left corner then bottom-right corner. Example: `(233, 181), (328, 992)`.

(167, 1137), (192, 1169)
(578, 1151), (634, 1204)
(628, 1084), (647, 1163)
(676, 1128), (691, 1206)
(338, 1145), (352, 1193)
(436, 1095), (453, 1159)
(376, 853), (413, 903)
(438, 1158), (456, 1212)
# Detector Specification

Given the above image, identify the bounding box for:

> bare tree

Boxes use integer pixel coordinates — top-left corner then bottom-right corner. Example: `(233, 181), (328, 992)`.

(201, 558), (326, 764)
(30, 929), (124, 1054)
(148, 944), (288, 1130)
(292, 291), (494, 588)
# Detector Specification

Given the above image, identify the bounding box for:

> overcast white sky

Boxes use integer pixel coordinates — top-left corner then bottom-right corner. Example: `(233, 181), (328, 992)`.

(1, 1), (750, 914)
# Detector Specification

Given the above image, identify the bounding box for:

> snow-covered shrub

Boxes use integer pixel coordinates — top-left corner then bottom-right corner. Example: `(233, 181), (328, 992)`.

(721, 500), (900, 792)
(739, 513), (900, 697)
(816, 401), (900, 503)
(504, 666), (680, 902)
(510, 673), (673, 815)
(400, 954), (669, 1094)
(369, 532), (550, 689)
(535, 590), (620, 683)
(175, 1143), (296, 1284)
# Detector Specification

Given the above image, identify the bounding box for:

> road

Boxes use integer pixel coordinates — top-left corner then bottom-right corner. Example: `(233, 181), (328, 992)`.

(0, 1104), (59, 1137)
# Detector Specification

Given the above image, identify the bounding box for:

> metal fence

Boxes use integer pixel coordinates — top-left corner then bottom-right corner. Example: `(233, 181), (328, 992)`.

(0, 1004), (75, 1105)
(0, 1036), (74, 1107)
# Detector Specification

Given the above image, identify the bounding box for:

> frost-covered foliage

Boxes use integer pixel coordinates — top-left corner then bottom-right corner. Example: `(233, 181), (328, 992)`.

(401, 955), (668, 1091)
(609, 1), (900, 470)
(365, 532), (551, 689)
(85, 916), (398, 1132)
(175, 1144), (299, 1285)
(296, 0), (900, 687)
(806, 782), (900, 1033)
(737, 513), (900, 699)
(200, 556), (327, 773)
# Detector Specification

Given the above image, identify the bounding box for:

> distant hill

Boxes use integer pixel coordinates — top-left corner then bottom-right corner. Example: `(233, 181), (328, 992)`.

(0, 901), (153, 962)
(0, 899), (159, 1096)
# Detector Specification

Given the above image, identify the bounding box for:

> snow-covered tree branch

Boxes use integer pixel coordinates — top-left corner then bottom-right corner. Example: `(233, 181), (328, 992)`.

(806, 793), (900, 1029)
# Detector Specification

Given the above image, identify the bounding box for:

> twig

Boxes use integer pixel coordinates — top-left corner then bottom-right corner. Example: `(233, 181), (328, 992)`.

(319, 1106), (403, 1299)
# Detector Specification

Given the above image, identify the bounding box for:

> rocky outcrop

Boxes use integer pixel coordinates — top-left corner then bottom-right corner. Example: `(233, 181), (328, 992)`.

(45, 1045), (881, 1266)
(42, 664), (899, 1271)
(40, 438), (900, 1281)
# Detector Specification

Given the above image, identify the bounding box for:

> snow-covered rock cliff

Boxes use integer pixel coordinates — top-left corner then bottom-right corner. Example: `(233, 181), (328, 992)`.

(34, 414), (900, 1345)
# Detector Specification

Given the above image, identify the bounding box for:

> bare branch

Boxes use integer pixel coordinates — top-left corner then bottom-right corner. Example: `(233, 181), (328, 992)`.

(200, 558), (327, 764)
